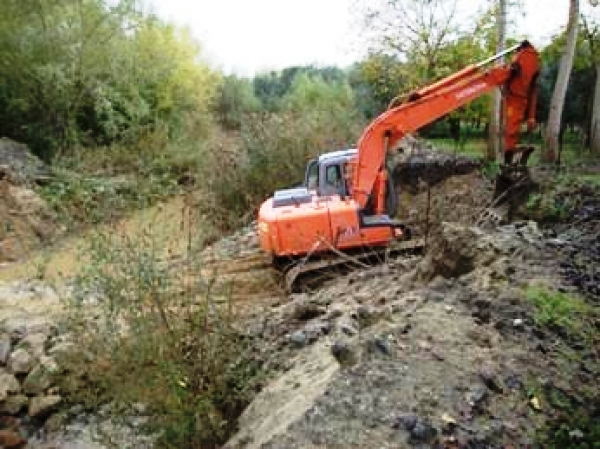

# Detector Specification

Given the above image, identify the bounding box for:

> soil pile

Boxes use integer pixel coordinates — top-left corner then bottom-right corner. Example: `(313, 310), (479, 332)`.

(0, 139), (58, 263)
(226, 219), (598, 448)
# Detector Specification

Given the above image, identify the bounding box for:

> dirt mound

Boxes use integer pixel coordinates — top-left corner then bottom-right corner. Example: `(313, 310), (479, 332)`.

(227, 220), (597, 448)
(0, 139), (58, 263)
(0, 138), (51, 186)
(391, 147), (482, 195)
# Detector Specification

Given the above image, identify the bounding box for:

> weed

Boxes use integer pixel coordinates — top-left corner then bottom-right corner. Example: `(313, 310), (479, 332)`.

(59, 217), (265, 447)
(525, 193), (572, 222)
(481, 160), (500, 179)
(525, 286), (593, 340)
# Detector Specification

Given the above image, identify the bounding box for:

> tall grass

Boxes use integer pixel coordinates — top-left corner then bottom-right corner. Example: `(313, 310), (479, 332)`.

(59, 212), (265, 447)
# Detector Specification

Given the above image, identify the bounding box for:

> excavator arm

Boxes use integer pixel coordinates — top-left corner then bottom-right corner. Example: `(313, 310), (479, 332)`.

(352, 41), (540, 212)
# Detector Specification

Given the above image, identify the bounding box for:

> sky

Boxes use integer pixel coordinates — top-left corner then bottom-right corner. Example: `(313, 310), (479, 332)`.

(147, 0), (587, 76)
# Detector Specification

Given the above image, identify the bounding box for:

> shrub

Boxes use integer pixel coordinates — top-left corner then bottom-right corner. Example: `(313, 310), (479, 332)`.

(59, 220), (265, 447)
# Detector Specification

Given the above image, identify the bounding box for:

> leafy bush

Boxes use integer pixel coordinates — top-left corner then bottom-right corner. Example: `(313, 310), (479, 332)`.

(198, 75), (365, 231)
(60, 224), (264, 447)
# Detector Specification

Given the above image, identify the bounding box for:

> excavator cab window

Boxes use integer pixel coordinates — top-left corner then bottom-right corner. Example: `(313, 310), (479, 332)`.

(305, 159), (319, 190)
(323, 164), (344, 196)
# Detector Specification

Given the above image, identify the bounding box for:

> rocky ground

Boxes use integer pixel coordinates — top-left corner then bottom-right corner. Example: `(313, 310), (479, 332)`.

(0, 138), (59, 264)
(225, 217), (599, 448)
(0, 147), (599, 448)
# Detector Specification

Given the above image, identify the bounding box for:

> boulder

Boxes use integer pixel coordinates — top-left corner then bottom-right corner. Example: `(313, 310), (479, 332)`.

(7, 348), (34, 375)
(0, 370), (21, 401)
(0, 394), (28, 415)
(0, 333), (10, 365)
(0, 138), (51, 186)
(23, 356), (59, 395)
(28, 395), (62, 418)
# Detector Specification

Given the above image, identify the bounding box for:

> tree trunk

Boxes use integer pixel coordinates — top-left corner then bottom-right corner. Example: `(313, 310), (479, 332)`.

(487, 0), (506, 161)
(545, 0), (579, 162)
(591, 62), (600, 153)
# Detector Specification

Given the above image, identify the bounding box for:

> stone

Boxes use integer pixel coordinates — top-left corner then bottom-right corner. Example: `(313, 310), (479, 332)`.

(28, 394), (62, 418)
(338, 318), (358, 336)
(289, 331), (307, 348)
(409, 419), (438, 442)
(397, 414), (418, 431)
(0, 394), (28, 415)
(23, 356), (59, 395)
(17, 332), (47, 358)
(0, 429), (26, 449)
(468, 385), (488, 408)
(331, 340), (357, 366)
(0, 370), (21, 401)
(7, 348), (34, 374)
(0, 333), (11, 365)
(369, 336), (393, 356)
(479, 366), (503, 393)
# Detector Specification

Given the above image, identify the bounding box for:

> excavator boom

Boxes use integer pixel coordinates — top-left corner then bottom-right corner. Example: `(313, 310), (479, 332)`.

(354, 41), (540, 211)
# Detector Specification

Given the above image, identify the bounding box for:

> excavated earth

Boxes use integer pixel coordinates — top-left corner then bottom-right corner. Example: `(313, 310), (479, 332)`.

(224, 218), (600, 448)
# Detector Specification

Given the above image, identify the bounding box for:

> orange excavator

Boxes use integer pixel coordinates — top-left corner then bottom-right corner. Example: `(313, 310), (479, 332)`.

(258, 41), (540, 287)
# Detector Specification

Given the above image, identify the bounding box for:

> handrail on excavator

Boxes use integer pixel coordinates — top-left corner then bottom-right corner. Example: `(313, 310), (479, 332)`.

(475, 42), (522, 68)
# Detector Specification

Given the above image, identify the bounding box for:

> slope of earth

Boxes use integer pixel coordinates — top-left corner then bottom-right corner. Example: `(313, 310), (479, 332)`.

(2, 142), (598, 448)
(226, 219), (599, 446)
(0, 139), (58, 264)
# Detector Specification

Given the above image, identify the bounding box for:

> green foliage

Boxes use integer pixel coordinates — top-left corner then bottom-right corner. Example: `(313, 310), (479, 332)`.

(252, 65), (349, 112)
(0, 0), (220, 160)
(37, 127), (209, 228)
(525, 193), (572, 222)
(60, 227), (264, 447)
(215, 75), (261, 130)
(199, 76), (364, 230)
(525, 286), (593, 338)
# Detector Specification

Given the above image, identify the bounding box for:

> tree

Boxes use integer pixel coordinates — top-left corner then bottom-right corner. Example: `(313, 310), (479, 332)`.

(583, 7), (600, 152)
(488, 0), (507, 161)
(545, 0), (580, 162)
(359, 0), (463, 86)
(0, 0), (220, 158)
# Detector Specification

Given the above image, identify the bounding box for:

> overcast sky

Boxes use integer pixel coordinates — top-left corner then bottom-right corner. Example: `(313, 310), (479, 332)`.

(147, 0), (591, 76)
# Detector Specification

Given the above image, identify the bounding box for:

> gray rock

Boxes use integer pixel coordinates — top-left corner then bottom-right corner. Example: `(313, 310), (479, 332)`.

(0, 394), (28, 415)
(0, 333), (10, 365)
(369, 336), (393, 356)
(7, 347), (34, 374)
(409, 419), (438, 442)
(289, 331), (307, 347)
(0, 370), (21, 401)
(29, 394), (62, 418)
(396, 414), (418, 430)
(23, 356), (59, 395)
(17, 331), (48, 358)
(303, 321), (331, 343)
(479, 366), (503, 393)
(331, 340), (357, 366)
(468, 385), (488, 408)
(338, 319), (358, 336)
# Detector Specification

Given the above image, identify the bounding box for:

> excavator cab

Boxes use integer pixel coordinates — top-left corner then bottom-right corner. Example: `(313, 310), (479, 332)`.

(303, 149), (357, 197)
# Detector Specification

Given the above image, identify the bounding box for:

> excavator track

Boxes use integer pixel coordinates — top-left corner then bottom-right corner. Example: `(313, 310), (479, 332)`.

(282, 237), (425, 292)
